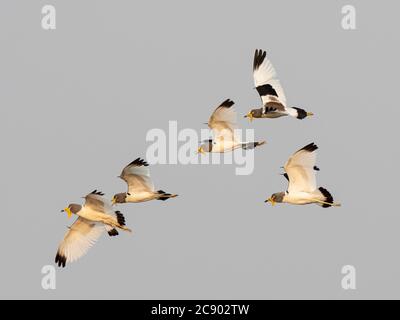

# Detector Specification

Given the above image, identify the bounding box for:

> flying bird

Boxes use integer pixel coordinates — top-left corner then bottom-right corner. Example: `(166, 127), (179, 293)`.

(112, 158), (178, 204)
(265, 143), (341, 207)
(245, 49), (314, 121)
(198, 99), (266, 154)
(55, 190), (132, 268)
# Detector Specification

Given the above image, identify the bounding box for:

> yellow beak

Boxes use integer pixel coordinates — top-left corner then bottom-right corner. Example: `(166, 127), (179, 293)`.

(265, 197), (276, 206)
(64, 207), (73, 218)
(246, 112), (254, 122)
(197, 147), (205, 154)
(111, 197), (116, 205)
(307, 112), (314, 117)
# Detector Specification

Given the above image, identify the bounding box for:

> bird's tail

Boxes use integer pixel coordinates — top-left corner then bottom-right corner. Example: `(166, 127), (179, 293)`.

(241, 141), (266, 150)
(291, 107), (314, 120)
(157, 190), (178, 201)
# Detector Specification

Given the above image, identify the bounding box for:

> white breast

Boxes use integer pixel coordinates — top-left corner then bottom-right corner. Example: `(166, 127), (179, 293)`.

(211, 141), (241, 153)
(78, 207), (106, 222)
(126, 192), (157, 203)
(284, 192), (316, 205)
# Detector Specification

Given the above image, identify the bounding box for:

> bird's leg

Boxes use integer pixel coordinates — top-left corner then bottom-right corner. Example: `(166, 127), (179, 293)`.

(314, 199), (341, 207)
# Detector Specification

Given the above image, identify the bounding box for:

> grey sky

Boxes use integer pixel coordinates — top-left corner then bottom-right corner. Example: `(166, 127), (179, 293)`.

(0, 0), (399, 299)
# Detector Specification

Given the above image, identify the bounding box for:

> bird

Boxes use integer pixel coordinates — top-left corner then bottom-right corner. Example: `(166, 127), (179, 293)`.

(245, 49), (314, 121)
(112, 158), (178, 204)
(197, 99), (266, 154)
(55, 190), (132, 268)
(265, 143), (341, 207)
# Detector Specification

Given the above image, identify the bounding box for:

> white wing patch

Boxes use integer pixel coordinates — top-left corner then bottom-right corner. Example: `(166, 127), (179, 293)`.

(120, 158), (155, 193)
(284, 143), (318, 194)
(208, 99), (239, 144)
(253, 49), (287, 108)
(83, 190), (110, 212)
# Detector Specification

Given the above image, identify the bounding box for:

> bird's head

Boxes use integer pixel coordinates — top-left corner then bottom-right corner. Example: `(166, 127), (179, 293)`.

(61, 204), (81, 218)
(265, 192), (285, 206)
(112, 193), (127, 205)
(197, 140), (213, 154)
(244, 109), (261, 122)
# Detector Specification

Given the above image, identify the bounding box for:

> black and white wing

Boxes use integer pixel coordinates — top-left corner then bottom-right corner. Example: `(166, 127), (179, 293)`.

(208, 99), (238, 143)
(253, 49), (287, 113)
(119, 158), (155, 194)
(83, 190), (110, 212)
(55, 217), (105, 267)
(284, 143), (318, 194)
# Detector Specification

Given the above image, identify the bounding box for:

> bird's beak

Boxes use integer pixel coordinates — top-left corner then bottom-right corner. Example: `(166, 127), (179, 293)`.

(307, 112), (314, 117)
(63, 207), (73, 218)
(111, 197), (116, 205)
(245, 112), (254, 122)
(265, 198), (276, 206)
(197, 147), (205, 155)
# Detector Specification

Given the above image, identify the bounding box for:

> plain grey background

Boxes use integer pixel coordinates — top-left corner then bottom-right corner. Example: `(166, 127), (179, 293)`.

(0, 0), (399, 299)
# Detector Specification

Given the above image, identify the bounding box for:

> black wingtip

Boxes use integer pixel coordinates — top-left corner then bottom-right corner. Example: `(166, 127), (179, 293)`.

(90, 190), (105, 196)
(219, 99), (235, 109)
(300, 143), (318, 153)
(55, 252), (66, 268)
(128, 158), (149, 167)
(253, 49), (267, 71)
